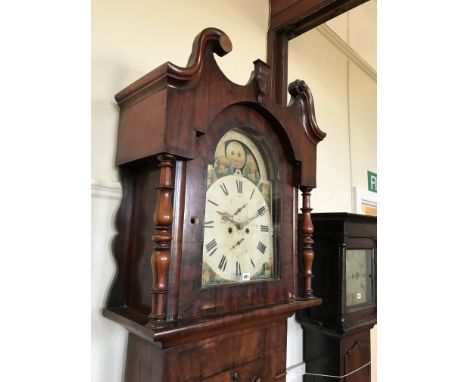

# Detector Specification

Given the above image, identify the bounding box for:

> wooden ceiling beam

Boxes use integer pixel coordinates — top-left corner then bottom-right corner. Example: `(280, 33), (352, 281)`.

(270, 0), (368, 37)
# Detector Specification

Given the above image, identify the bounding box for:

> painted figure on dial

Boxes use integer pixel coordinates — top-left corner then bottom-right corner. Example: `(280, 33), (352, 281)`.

(213, 139), (259, 185)
(203, 129), (274, 286)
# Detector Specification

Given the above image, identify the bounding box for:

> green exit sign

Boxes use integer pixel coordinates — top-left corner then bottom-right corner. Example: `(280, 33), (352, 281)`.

(367, 171), (377, 193)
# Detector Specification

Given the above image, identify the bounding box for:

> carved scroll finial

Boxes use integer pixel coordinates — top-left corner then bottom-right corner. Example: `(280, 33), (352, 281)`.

(300, 186), (315, 299)
(288, 80), (326, 144)
(167, 28), (232, 81)
(288, 79), (307, 96)
(253, 60), (272, 103)
(115, 28), (233, 107)
(165, 28), (232, 81)
(187, 27), (232, 66)
(147, 154), (176, 328)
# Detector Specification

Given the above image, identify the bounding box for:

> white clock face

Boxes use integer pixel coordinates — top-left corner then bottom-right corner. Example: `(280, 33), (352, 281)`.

(202, 129), (275, 286)
(345, 249), (373, 307)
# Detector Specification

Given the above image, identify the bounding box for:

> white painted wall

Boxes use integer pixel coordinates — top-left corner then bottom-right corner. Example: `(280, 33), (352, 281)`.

(92, 0), (269, 183)
(326, 0), (377, 70)
(91, 182), (126, 382)
(289, 28), (351, 212)
(92, 1), (376, 381)
(288, 11), (377, 382)
(288, 31), (377, 212)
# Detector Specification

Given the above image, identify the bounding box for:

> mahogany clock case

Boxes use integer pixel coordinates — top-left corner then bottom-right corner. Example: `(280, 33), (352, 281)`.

(113, 106), (298, 322)
(298, 212), (377, 333)
(102, 28), (326, 381)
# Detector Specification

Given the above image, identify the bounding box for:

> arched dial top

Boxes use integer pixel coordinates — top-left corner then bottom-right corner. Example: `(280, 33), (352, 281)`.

(202, 128), (275, 286)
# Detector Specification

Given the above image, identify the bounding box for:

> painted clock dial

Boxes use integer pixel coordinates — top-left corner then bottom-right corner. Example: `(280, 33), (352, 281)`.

(345, 249), (373, 307)
(202, 129), (275, 286)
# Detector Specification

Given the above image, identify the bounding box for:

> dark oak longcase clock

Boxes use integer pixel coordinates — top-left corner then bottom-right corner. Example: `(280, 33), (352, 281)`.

(103, 28), (326, 381)
(297, 213), (377, 382)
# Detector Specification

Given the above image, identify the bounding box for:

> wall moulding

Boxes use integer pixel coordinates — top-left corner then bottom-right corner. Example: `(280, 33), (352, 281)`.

(316, 24), (376, 81)
(91, 179), (122, 200)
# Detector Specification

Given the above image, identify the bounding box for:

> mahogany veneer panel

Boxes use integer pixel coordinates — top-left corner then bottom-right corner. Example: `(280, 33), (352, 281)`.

(125, 320), (288, 382)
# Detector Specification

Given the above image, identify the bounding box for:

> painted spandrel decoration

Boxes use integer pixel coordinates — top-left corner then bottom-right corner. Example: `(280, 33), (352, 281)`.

(202, 128), (274, 286)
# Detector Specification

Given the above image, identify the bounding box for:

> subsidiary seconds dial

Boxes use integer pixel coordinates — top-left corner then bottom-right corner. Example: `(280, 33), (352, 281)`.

(202, 174), (274, 284)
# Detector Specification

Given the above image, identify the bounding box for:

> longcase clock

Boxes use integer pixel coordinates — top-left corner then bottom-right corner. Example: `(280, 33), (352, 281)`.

(297, 213), (377, 382)
(103, 28), (326, 381)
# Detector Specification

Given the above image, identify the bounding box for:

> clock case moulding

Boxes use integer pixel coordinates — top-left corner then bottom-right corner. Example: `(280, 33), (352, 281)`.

(103, 27), (326, 350)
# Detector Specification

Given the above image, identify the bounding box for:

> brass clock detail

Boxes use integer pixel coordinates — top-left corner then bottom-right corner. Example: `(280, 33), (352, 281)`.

(103, 28), (326, 381)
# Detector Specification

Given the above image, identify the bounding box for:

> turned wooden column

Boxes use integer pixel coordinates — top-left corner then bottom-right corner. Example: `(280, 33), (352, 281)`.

(300, 186), (315, 298)
(147, 153), (176, 328)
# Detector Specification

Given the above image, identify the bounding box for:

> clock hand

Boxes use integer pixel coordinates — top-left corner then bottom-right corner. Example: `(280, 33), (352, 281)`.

(238, 207), (268, 229)
(216, 211), (235, 222)
(239, 216), (257, 229)
(216, 211), (242, 227)
(233, 203), (247, 216)
(229, 238), (245, 250)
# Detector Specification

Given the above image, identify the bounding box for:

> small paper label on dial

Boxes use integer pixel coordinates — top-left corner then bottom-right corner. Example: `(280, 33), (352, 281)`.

(242, 273), (251, 281)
